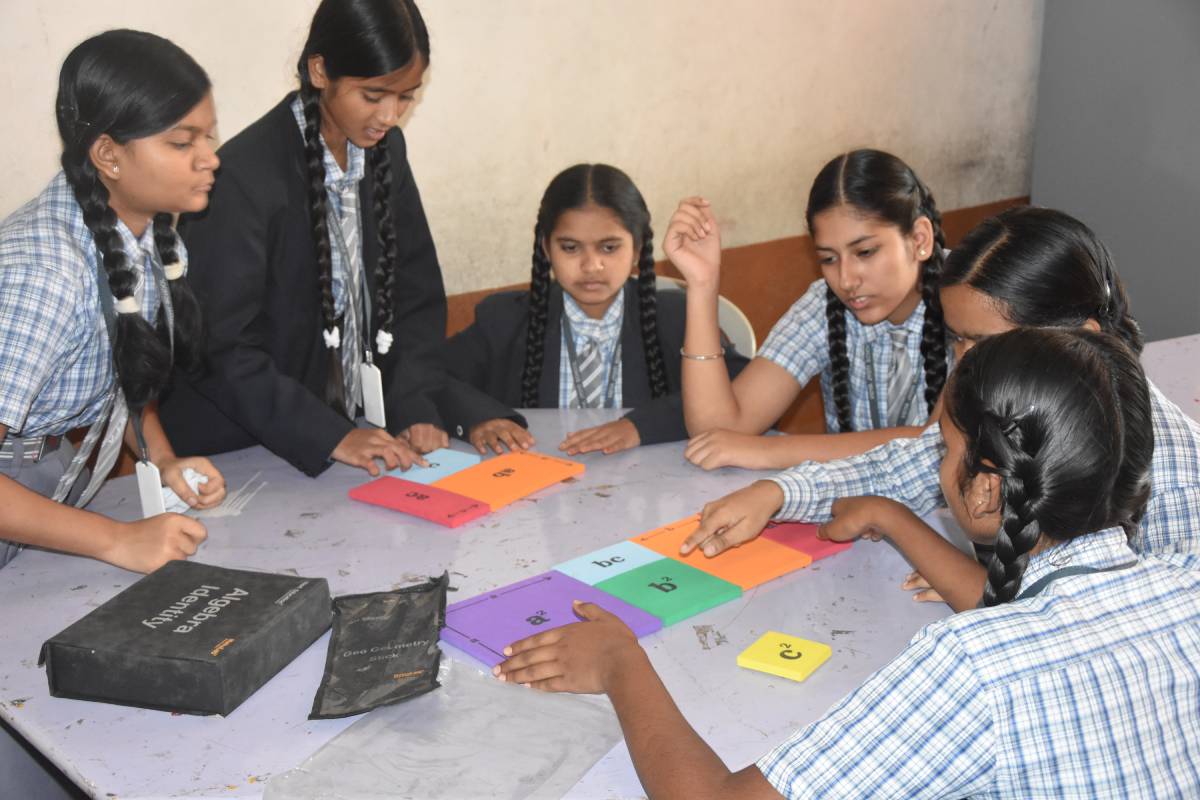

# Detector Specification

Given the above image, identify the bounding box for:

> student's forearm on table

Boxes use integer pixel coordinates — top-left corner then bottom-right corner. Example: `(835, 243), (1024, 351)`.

(608, 645), (778, 800)
(0, 476), (120, 558)
(885, 508), (986, 612)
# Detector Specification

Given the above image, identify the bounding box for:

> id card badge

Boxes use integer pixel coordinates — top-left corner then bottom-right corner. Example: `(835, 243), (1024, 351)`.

(136, 460), (167, 518)
(361, 359), (387, 429)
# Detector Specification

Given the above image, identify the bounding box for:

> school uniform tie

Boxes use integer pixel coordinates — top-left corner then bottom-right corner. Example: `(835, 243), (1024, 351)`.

(337, 185), (364, 415)
(575, 337), (606, 409)
(886, 328), (916, 427)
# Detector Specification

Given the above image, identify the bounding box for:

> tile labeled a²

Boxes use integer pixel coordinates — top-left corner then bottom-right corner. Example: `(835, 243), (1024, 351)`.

(440, 571), (661, 667)
(736, 631), (831, 683)
(432, 451), (584, 510)
(760, 521), (852, 562)
(348, 477), (489, 528)
(553, 540), (663, 585)
(595, 560), (741, 627)
(630, 516), (812, 590)
(386, 447), (481, 485)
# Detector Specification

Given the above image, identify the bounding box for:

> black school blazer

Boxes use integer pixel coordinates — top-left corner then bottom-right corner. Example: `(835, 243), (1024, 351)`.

(438, 281), (749, 445)
(160, 94), (448, 476)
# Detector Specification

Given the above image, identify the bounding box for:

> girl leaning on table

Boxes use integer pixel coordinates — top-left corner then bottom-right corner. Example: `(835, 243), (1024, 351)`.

(680, 208), (1200, 594)
(438, 163), (748, 456)
(0, 30), (226, 572)
(498, 327), (1200, 800)
(160, 0), (451, 478)
(668, 149), (951, 471)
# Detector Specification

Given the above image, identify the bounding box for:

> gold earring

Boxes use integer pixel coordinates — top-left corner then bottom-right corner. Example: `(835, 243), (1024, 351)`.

(918, 248), (927, 258)
(112, 166), (120, 177)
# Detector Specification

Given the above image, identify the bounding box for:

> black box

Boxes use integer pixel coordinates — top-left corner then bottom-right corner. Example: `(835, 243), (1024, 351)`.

(39, 561), (332, 715)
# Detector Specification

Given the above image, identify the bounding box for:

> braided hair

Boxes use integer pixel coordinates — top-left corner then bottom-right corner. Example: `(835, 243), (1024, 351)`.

(520, 164), (667, 407)
(56, 29), (210, 411)
(297, 0), (429, 413)
(942, 206), (1144, 355)
(807, 149), (948, 432)
(946, 328), (1152, 607)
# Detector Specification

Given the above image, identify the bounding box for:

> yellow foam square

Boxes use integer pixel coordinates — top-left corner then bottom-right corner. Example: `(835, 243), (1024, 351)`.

(736, 631), (831, 683)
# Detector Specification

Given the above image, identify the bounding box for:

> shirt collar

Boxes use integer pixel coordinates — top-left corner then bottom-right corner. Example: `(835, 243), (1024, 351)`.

(114, 217), (158, 266)
(289, 95), (366, 193)
(1018, 526), (1137, 592)
(563, 284), (624, 342)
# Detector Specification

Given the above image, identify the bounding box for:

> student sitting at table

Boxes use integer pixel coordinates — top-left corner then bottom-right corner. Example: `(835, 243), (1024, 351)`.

(498, 327), (1200, 799)
(160, 0), (451, 478)
(679, 208), (1200, 582)
(666, 149), (951, 471)
(0, 30), (225, 572)
(438, 163), (748, 456)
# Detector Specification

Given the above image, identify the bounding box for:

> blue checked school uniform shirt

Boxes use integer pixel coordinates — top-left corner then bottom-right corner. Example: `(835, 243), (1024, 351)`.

(289, 96), (365, 318)
(757, 528), (1200, 799)
(766, 382), (1200, 555)
(758, 278), (940, 431)
(0, 172), (165, 437)
(558, 286), (624, 408)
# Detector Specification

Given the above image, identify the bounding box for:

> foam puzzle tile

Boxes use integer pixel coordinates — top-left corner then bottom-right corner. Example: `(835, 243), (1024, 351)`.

(595, 560), (741, 627)
(737, 631), (831, 683)
(432, 451), (584, 510)
(761, 521), (853, 562)
(348, 477), (489, 528)
(630, 516), (813, 590)
(386, 447), (481, 485)
(440, 571), (661, 667)
(553, 541), (663, 585)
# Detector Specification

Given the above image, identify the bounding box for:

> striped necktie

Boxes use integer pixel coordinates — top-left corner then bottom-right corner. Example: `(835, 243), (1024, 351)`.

(575, 337), (605, 409)
(886, 328), (916, 427)
(336, 185), (364, 415)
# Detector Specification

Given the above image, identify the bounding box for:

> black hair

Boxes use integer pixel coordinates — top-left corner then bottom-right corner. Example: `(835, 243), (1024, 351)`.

(941, 206), (1144, 355)
(806, 149), (948, 432)
(946, 328), (1152, 607)
(297, 0), (429, 413)
(519, 164), (667, 408)
(56, 29), (209, 411)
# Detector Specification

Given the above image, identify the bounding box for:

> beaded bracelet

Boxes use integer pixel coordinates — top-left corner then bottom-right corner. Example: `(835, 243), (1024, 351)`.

(680, 347), (726, 361)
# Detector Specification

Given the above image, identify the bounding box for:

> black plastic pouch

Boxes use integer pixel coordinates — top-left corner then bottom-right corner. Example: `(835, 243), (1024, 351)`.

(309, 572), (448, 719)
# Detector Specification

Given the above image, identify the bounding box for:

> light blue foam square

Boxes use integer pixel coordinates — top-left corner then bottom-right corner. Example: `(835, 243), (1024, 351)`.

(553, 540), (663, 585)
(386, 447), (482, 485)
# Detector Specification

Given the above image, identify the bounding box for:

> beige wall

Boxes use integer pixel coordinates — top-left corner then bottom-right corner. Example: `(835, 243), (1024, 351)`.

(0, 0), (1043, 294)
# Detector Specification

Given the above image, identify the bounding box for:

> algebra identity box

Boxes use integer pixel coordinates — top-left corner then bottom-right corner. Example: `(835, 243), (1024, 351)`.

(39, 561), (332, 715)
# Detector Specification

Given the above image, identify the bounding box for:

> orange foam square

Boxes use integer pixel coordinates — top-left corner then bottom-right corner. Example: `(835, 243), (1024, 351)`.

(432, 451), (584, 510)
(629, 515), (812, 590)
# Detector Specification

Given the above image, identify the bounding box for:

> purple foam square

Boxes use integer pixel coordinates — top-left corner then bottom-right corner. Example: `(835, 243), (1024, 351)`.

(440, 570), (662, 667)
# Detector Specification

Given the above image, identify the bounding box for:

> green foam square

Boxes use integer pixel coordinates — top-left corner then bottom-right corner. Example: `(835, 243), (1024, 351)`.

(595, 559), (741, 626)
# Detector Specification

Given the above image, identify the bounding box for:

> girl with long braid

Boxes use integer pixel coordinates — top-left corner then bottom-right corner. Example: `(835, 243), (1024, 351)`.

(681, 206), (1200, 574)
(496, 328), (1200, 799)
(161, 0), (450, 478)
(0, 30), (225, 572)
(668, 149), (950, 470)
(439, 164), (748, 456)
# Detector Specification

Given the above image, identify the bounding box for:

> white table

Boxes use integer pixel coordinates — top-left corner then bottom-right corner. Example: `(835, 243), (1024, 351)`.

(1, 332), (1195, 799)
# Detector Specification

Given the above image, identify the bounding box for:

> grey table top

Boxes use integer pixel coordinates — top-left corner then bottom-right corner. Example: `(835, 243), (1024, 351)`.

(1, 333), (1193, 798)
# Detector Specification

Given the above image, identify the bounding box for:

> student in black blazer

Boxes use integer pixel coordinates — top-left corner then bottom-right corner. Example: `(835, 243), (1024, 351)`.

(439, 164), (748, 456)
(161, 0), (448, 478)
